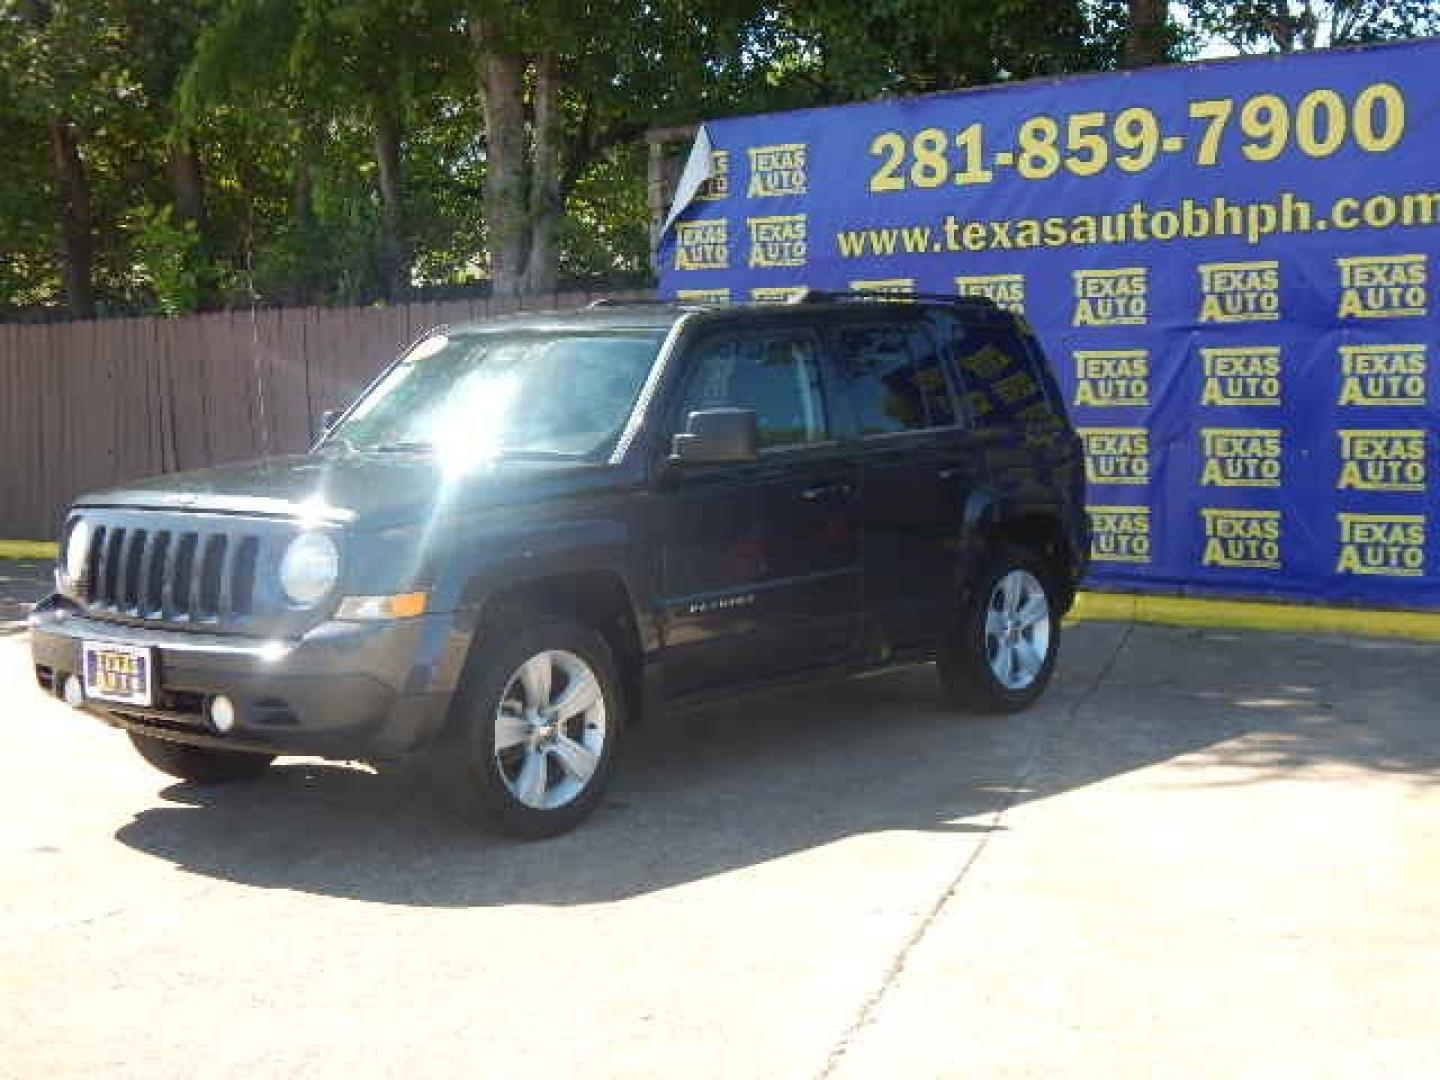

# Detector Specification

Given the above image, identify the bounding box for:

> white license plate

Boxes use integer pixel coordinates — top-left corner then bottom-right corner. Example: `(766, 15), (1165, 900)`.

(81, 642), (155, 706)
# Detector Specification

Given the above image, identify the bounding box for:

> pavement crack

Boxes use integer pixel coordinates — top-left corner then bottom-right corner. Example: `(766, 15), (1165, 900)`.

(3, 905), (130, 943)
(816, 621), (1134, 1079)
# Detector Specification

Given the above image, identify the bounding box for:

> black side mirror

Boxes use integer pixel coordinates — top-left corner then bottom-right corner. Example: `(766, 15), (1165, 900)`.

(670, 408), (758, 464)
(321, 408), (342, 432)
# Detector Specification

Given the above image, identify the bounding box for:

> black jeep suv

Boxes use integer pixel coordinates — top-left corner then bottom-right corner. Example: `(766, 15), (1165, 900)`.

(31, 293), (1089, 837)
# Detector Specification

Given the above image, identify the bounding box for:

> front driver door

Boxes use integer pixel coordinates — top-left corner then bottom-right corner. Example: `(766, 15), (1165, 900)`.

(657, 326), (861, 698)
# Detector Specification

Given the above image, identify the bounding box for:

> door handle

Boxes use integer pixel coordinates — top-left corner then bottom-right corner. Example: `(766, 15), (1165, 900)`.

(938, 467), (959, 481)
(802, 482), (853, 502)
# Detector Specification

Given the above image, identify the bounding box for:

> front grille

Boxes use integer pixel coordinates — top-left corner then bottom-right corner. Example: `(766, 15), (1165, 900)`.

(80, 523), (262, 625)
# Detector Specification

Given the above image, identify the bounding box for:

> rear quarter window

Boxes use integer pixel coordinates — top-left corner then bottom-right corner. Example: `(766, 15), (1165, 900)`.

(951, 320), (1057, 432)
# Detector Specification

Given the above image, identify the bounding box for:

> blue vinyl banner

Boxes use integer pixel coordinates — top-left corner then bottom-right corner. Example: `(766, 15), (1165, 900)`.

(658, 40), (1440, 609)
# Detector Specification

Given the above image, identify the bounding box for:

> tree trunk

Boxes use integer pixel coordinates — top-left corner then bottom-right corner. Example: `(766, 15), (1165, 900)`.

(48, 115), (94, 319)
(293, 147), (314, 229)
(372, 93), (409, 302)
(168, 136), (210, 307)
(288, 119), (324, 305)
(1123, 0), (1170, 68)
(523, 51), (561, 296)
(474, 23), (529, 300)
(167, 137), (207, 233)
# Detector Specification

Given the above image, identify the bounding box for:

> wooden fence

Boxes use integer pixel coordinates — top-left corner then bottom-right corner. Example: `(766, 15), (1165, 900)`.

(0, 290), (651, 539)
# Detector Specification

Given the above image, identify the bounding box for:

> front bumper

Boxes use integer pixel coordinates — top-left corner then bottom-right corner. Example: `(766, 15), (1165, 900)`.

(29, 597), (472, 759)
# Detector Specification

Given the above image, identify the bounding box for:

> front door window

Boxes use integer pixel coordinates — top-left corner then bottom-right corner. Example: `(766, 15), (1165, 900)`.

(676, 332), (829, 449)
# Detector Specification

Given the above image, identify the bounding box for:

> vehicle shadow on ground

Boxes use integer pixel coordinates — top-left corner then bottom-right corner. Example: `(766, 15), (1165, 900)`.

(112, 623), (1440, 907)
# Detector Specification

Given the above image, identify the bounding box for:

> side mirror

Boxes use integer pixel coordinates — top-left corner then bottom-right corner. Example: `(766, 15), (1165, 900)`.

(670, 408), (758, 465)
(321, 408), (342, 432)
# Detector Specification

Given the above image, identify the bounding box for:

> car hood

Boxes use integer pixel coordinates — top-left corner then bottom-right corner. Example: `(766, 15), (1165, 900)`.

(73, 451), (620, 529)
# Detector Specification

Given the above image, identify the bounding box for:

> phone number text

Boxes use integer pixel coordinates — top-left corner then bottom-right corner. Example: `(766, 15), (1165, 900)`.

(868, 83), (1405, 192)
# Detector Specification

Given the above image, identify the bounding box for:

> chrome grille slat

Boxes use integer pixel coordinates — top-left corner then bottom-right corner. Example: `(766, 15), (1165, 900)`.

(188, 534), (206, 618)
(217, 536), (236, 618)
(160, 531), (185, 618)
(144, 532), (170, 615)
(198, 534), (226, 620)
(83, 526), (106, 602)
(232, 537), (259, 617)
(121, 528), (147, 612)
(99, 528), (125, 605)
(173, 532), (198, 619)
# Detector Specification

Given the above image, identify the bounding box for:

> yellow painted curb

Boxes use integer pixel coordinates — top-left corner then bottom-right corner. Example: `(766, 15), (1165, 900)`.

(1069, 591), (1440, 643)
(0, 541), (57, 559)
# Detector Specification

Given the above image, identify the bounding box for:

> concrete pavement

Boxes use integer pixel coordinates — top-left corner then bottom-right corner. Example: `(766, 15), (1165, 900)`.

(2, 619), (1437, 1078)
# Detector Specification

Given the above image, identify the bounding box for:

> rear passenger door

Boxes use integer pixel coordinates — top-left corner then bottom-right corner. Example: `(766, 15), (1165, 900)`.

(829, 317), (982, 655)
(657, 326), (862, 697)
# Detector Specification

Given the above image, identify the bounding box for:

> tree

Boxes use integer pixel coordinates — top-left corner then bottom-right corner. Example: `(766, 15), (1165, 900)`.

(1185, 1), (1440, 53)
(23, 1), (1403, 318)
(182, 0), (457, 302)
(1124, 0), (1178, 66)
(112, 0), (218, 310)
(0, 84), (61, 312)
(465, 2), (768, 296)
(0, 0), (120, 316)
(739, 1), (1126, 103)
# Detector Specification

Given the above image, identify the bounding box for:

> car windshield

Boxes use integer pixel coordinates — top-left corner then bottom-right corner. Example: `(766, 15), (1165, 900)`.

(327, 329), (665, 464)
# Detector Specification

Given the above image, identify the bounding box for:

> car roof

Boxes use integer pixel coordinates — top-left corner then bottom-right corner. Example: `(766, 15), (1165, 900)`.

(443, 303), (688, 335)
(441, 294), (1011, 337)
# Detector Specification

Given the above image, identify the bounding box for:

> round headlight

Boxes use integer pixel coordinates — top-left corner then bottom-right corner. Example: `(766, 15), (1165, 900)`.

(279, 532), (340, 606)
(64, 520), (92, 585)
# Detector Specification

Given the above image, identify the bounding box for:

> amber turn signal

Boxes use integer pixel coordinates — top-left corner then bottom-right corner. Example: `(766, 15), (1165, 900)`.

(334, 592), (429, 620)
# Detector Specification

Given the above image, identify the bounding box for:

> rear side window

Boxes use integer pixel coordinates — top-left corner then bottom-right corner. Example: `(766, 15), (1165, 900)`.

(834, 324), (956, 435)
(952, 322), (1054, 430)
(676, 331), (828, 450)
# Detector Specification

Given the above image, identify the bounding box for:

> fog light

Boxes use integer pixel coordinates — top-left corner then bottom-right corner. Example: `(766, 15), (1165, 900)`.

(62, 674), (84, 708)
(207, 695), (237, 734)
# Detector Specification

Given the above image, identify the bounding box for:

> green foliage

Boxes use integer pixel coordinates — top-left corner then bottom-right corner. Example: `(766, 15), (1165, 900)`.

(733, 1), (1127, 103)
(121, 205), (204, 314)
(558, 143), (653, 286)
(0, 83), (61, 311)
(2, 1), (1435, 318)
(1185, 1), (1440, 53)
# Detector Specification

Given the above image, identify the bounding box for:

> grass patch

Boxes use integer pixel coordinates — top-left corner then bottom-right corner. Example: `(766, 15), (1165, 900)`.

(0, 541), (57, 559)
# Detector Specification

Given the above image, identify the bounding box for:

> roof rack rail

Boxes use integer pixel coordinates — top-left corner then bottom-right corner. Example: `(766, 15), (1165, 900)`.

(586, 297), (663, 308)
(785, 288), (1001, 310)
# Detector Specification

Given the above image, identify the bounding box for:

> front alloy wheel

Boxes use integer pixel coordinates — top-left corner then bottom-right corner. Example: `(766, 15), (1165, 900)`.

(494, 649), (608, 811)
(434, 613), (623, 839)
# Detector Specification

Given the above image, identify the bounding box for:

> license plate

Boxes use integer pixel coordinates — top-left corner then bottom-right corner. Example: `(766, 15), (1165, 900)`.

(81, 642), (154, 706)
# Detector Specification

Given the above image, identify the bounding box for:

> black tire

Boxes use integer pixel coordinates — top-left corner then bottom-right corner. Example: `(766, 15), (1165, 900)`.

(939, 545), (1062, 714)
(128, 732), (275, 783)
(430, 612), (624, 840)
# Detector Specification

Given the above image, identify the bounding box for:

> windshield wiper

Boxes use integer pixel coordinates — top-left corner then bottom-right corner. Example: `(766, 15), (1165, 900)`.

(492, 449), (584, 461)
(361, 442), (584, 460)
(371, 440), (436, 453)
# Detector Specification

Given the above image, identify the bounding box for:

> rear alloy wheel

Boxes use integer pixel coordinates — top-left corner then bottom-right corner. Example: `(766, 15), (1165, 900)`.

(128, 732), (275, 784)
(940, 548), (1060, 713)
(434, 614), (622, 839)
(984, 569), (1052, 692)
